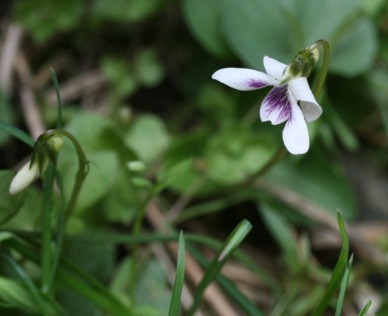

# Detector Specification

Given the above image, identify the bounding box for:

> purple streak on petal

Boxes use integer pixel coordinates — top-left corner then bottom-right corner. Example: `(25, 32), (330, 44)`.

(246, 79), (269, 89)
(263, 85), (291, 121)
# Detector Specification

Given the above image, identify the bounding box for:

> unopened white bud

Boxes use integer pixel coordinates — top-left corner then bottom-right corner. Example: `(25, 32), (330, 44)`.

(9, 161), (40, 194)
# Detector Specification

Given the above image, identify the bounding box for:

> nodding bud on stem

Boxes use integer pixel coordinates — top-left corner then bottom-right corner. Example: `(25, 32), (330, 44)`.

(9, 132), (64, 195)
(283, 44), (320, 82)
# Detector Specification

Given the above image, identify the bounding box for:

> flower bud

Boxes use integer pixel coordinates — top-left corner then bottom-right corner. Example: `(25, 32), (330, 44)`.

(9, 160), (41, 194)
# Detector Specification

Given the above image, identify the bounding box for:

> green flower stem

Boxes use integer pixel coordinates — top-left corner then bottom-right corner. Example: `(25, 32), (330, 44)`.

(50, 69), (63, 129)
(41, 163), (55, 295)
(40, 128), (87, 293)
(44, 129), (88, 220)
(129, 187), (156, 301)
(312, 39), (330, 100)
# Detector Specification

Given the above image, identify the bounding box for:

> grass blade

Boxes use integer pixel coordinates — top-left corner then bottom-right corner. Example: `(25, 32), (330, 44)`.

(358, 301), (372, 316)
(335, 254), (353, 316)
(187, 219), (252, 316)
(0, 122), (34, 147)
(187, 243), (264, 316)
(311, 212), (350, 316)
(168, 231), (186, 316)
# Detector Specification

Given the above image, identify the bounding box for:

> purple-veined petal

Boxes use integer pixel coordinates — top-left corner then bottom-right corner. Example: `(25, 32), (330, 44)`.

(263, 56), (287, 81)
(288, 77), (322, 122)
(282, 99), (310, 154)
(211, 68), (278, 91)
(260, 85), (291, 125)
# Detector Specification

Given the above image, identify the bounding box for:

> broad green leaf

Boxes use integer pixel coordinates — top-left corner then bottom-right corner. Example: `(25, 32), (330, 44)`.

(102, 170), (142, 224)
(206, 127), (277, 185)
(64, 113), (112, 152)
(14, 0), (83, 42)
(222, 0), (289, 68)
(329, 18), (377, 76)
(266, 148), (357, 219)
(135, 260), (171, 315)
(259, 203), (299, 271)
(182, 0), (231, 58)
(59, 150), (119, 213)
(125, 114), (170, 162)
(133, 48), (165, 87)
(222, 0), (376, 76)
(101, 57), (139, 98)
(92, 0), (163, 23)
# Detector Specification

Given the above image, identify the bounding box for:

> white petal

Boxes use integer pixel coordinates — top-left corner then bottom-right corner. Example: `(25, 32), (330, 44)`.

(9, 161), (39, 194)
(212, 68), (278, 91)
(263, 56), (288, 81)
(282, 100), (310, 154)
(288, 77), (322, 122)
(260, 86), (290, 125)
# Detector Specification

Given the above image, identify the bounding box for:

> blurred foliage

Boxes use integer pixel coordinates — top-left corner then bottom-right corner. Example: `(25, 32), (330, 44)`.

(0, 0), (387, 314)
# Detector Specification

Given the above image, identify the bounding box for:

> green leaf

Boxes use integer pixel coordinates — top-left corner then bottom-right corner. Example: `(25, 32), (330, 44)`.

(0, 171), (26, 225)
(14, 0), (83, 42)
(125, 114), (170, 162)
(0, 277), (52, 315)
(0, 121), (34, 147)
(133, 48), (165, 87)
(135, 260), (171, 315)
(168, 232), (186, 316)
(59, 150), (119, 213)
(222, 0), (289, 68)
(358, 301), (372, 316)
(101, 57), (139, 98)
(206, 127), (277, 185)
(0, 91), (16, 145)
(311, 212), (350, 316)
(368, 69), (388, 140)
(266, 148), (357, 219)
(92, 0), (163, 23)
(259, 202), (299, 270)
(335, 255), (353, 316)
(182, 0), (231, 58)
(187, 239), (264, 316)
(187, 220), (252, 315)
(64, 112), (112, 152)
(222, 0), (376, 76)
(329, 18), (377, 76)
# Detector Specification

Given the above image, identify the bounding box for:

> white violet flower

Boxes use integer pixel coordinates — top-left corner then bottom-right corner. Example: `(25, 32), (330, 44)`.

(212, 56), (322, 154)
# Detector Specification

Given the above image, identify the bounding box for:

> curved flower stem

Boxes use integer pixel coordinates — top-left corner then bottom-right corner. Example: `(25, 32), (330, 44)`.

(44, 129), (88, 220)
(312, 39), (330, 100)
(39, 128), (87, 294)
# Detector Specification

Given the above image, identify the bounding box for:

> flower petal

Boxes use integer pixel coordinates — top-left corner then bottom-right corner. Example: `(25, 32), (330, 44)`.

(212, 68), (278, 91)
(263, 56), (287, 81)
(288, 77), (322, 122)
(260, 85), (291, 125)
(282, 99), (310, 154)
